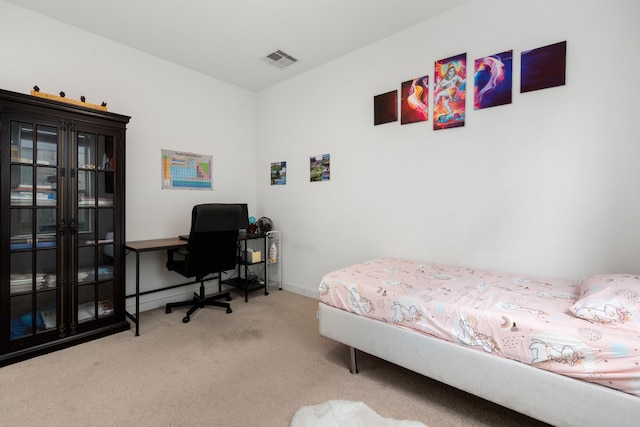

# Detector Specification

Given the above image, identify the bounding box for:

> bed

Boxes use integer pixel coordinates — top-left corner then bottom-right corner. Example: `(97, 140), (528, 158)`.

(318, 258), (640, 426)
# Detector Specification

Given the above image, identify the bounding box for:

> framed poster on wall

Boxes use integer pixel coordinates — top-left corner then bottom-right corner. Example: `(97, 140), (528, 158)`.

(433, 53), (466, 130)
(161, 149), (213, 190)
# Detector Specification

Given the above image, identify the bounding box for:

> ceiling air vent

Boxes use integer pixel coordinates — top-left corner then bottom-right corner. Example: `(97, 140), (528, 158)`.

(264, 50), (298, 68)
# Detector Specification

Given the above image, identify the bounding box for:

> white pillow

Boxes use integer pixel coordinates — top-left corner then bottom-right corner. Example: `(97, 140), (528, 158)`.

(570, 274), (640, 330)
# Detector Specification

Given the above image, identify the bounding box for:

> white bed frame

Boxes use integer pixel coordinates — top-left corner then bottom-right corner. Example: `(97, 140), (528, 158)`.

(318, 302), (640, 427)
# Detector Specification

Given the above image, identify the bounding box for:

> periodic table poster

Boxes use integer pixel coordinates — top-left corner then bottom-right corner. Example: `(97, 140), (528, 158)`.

(161, 149), (213, 190)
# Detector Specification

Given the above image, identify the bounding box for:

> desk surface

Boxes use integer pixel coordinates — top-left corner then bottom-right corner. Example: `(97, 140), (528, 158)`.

(125, 237), (186, 252)
(126, 233), (265, 253)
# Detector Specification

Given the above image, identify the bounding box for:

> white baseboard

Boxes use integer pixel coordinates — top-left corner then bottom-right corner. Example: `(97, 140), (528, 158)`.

(281, 282), (319, 299)
(127, 281), (318, 314)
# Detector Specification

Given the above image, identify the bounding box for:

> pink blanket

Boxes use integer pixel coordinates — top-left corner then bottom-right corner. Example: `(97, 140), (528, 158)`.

(319, 258), (640, 397)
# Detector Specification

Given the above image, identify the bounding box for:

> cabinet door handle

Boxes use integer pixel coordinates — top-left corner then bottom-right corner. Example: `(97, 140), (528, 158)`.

(57, 220), (67, 233)
(68, 220), (77, 233)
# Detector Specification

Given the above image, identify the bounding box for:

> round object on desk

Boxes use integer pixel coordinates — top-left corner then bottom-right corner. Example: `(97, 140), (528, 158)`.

(255, 217), (273, 235)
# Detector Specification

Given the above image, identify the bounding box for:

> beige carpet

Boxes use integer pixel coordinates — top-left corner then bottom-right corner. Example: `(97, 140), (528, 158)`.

(0, 289), (549, 426)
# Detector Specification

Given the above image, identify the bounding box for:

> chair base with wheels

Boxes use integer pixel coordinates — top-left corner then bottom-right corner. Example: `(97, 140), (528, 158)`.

(165, 275), (232, 323)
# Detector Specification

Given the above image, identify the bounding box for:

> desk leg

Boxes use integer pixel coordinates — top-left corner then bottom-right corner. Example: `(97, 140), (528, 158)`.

(135, 251), (140, 336)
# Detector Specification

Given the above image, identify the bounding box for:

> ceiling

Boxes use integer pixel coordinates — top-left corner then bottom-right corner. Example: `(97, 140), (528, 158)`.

(5, 0), (470, 92)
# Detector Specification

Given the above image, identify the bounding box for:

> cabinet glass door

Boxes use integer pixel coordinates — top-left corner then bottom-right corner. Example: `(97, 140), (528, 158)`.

(8, 121), (60, 340)
(74, 131), (116, 324)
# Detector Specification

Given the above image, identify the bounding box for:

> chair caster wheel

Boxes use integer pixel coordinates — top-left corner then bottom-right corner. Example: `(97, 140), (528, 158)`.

(226, 307), (232, 314)
(226, 296), (232, 301)
(166, 307), (172, 314)
(182, 316), (190, 323)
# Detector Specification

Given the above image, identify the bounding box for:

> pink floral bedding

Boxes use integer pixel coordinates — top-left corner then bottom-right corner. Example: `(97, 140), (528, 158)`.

(319, 258), (640, 397)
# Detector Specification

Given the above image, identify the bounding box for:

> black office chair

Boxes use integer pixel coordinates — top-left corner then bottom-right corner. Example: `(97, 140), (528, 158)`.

(165, 204), (241, 323)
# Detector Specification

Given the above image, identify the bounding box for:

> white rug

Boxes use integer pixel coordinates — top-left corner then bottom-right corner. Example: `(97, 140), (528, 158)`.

(290, 400), (428, 427)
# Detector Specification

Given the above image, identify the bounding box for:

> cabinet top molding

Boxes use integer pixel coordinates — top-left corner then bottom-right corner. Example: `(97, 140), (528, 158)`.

(0, 88), (130, 124)
(30, 89), (108, 111)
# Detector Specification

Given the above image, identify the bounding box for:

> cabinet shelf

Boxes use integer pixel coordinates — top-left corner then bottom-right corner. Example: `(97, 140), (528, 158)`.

(222, 234), (269, 302)
(236, 258), (265, 266)
(222, 277), (265, 293)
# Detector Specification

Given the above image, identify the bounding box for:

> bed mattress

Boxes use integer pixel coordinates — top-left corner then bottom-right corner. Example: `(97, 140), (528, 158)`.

(319, 258), (640, 397)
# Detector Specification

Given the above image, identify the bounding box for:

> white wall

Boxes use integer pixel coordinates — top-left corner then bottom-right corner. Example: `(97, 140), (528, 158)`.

(0, 1), (258, 310)
(3, 0), (640, 308)
(256, 0), (640, 297)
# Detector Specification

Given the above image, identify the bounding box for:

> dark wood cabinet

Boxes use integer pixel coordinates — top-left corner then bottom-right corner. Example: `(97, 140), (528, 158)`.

(0, 89), (130, 366)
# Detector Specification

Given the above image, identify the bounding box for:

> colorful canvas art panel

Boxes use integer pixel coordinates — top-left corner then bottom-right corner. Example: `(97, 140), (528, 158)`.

(521, 41), (566, 93)
(433, 53), (466, 130)
(271, 161), (286, 185)
(401, 76), (429, 125)
(474, 50), (513, 110)
(373, 90), (398, 125)
(310, 154), (330, 182)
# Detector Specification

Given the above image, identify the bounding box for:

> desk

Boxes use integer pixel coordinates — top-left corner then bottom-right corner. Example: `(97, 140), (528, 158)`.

(125, 237), (186, 336)
(125, 234), (269, 335)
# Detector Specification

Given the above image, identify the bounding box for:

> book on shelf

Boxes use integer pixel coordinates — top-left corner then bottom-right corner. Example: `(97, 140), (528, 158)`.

(77, 299), (114, 321)
(40, 310), (57, 330)
(98, 299), (114, 316)
(9, 273), (52, 293)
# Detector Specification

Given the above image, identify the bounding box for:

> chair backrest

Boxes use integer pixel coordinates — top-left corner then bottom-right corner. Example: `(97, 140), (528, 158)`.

(184, 204), (241, 278)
